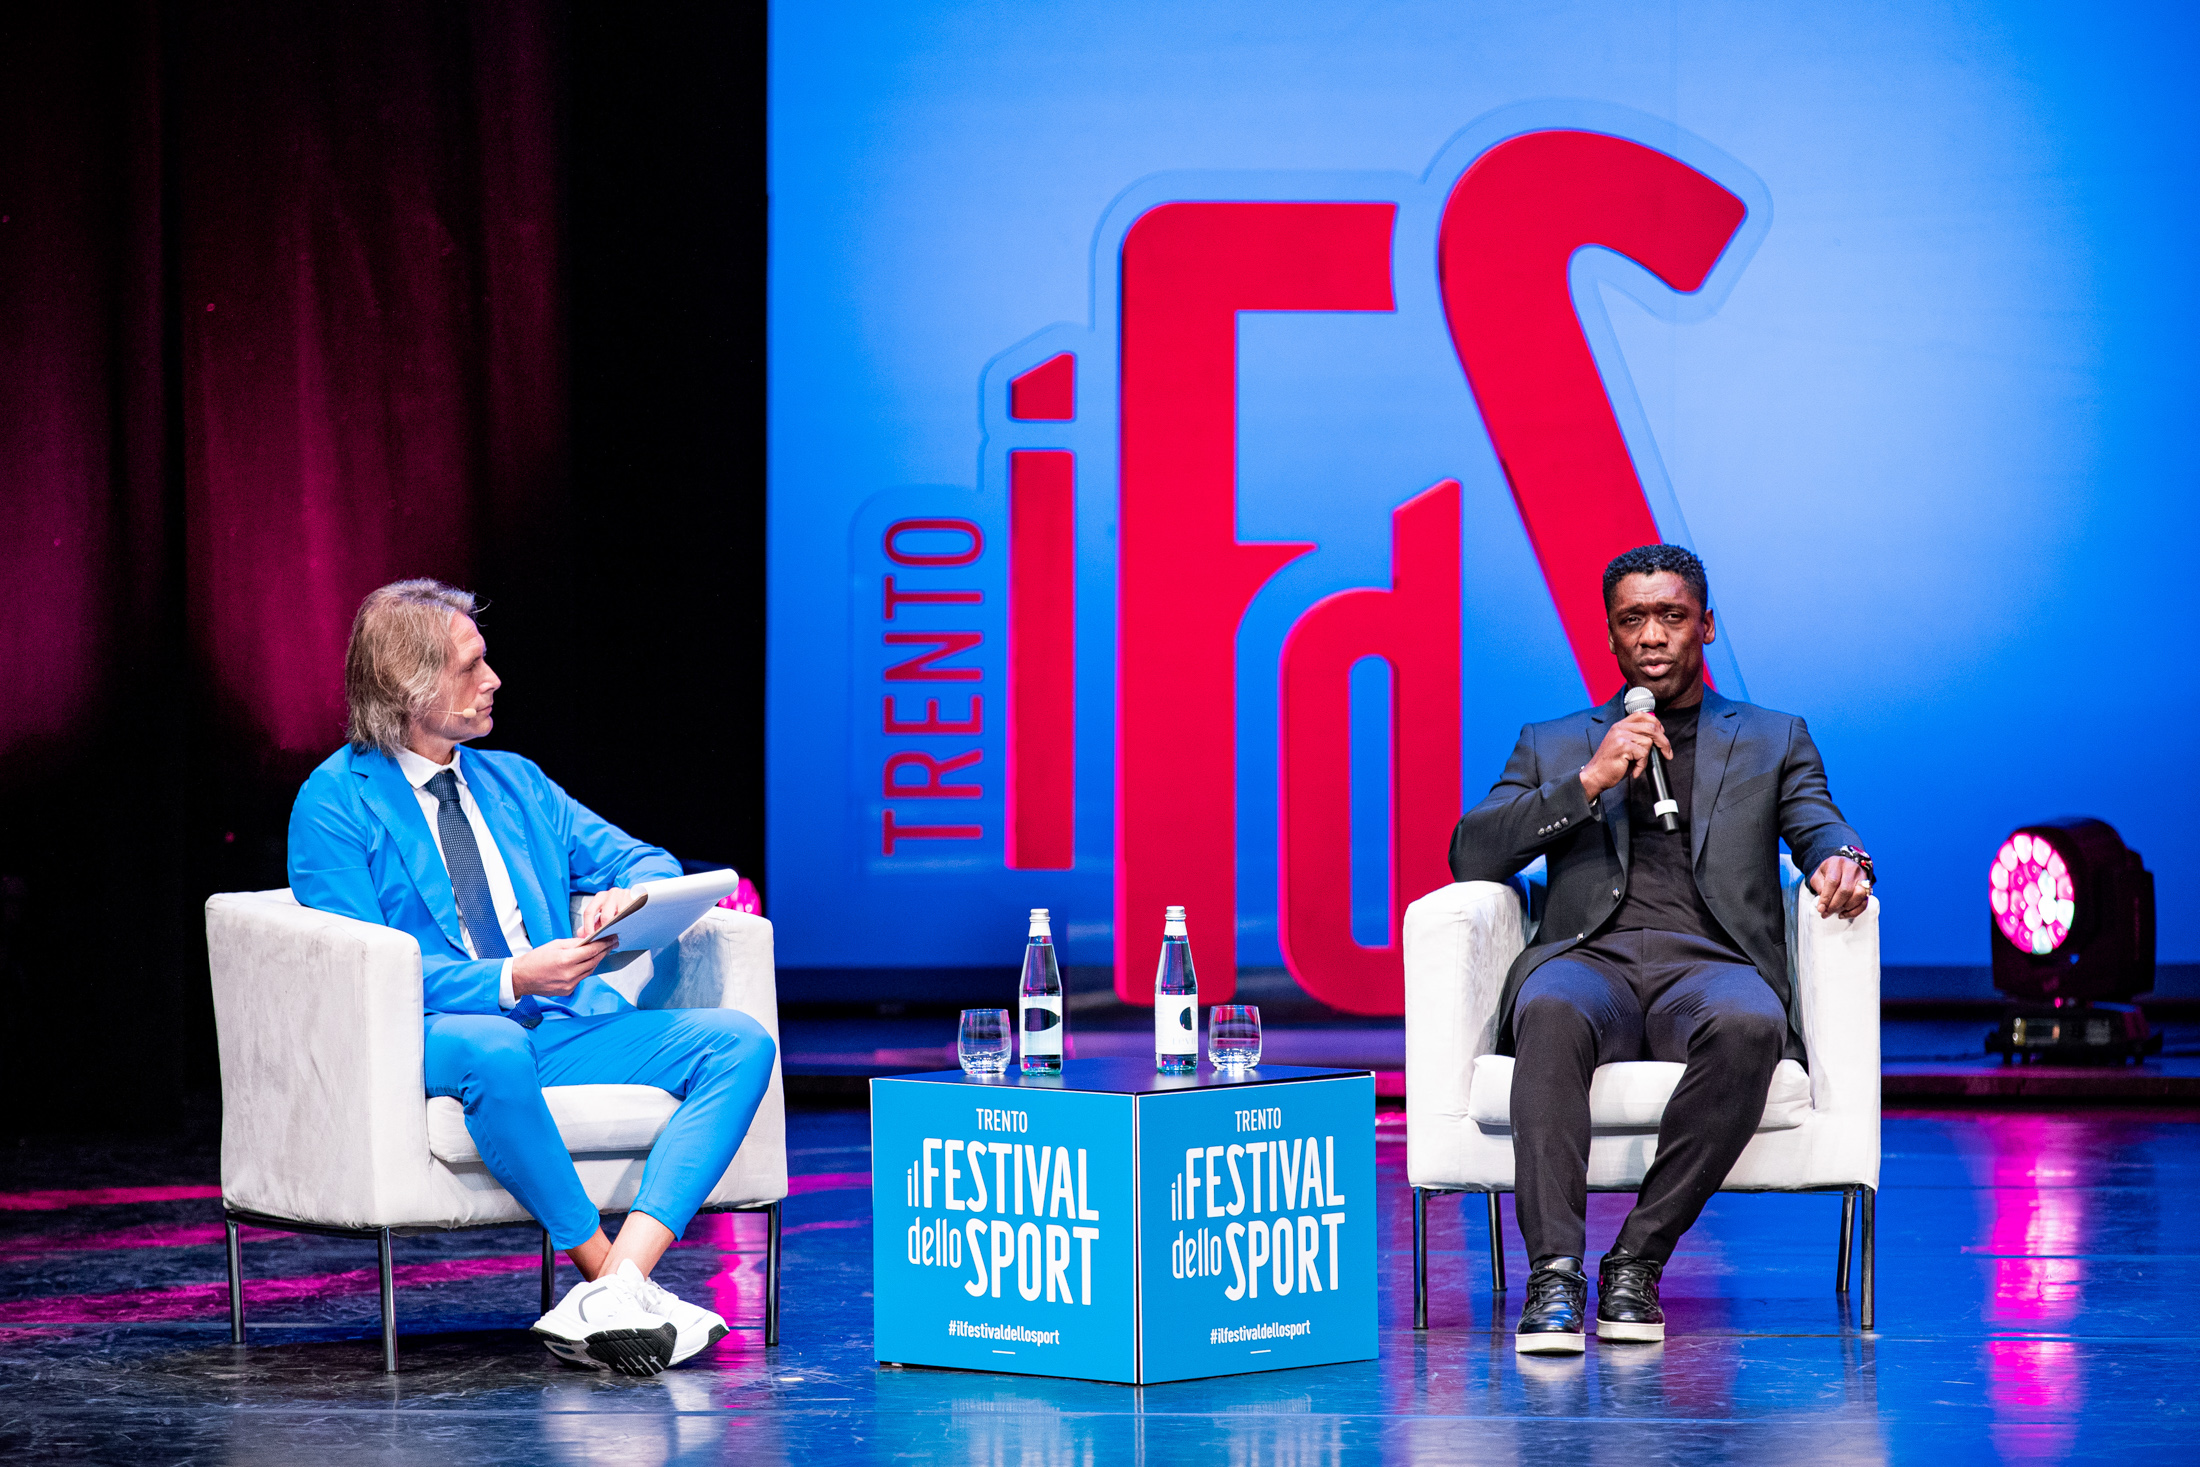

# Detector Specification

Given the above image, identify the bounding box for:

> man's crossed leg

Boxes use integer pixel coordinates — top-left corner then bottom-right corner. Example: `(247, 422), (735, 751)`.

(426, 1007), (776, 1374)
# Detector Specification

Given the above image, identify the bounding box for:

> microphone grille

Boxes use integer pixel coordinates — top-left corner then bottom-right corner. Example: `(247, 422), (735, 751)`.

(1623, 686), (1656, 715)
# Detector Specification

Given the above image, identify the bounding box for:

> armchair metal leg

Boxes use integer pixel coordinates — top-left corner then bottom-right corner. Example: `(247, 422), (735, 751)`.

(226, 1218), (244, 1344)
(765, 1201), (782, 1347)
(1487, 1193), (1507, 1293)
(1837, 1187), (1856, 1294)
(541, 1229), (555, 1314)
(1412, 1188), (1429, 1330)
(1859, 1187), (1876, 1332)
(378, 1228), (398, 1373)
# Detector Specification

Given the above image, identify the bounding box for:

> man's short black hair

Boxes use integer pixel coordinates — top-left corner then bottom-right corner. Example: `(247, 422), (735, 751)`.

(1602, 543), (1709, 611)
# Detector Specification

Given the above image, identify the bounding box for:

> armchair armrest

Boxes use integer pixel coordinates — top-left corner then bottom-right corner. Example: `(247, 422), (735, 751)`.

(566, 891), (778, 1038)
(1791, 893), (1881, 1120)
(204, 890), (435, 1226)
(1403, 882), (1526, 1141)
(649, 908), (781, 1030)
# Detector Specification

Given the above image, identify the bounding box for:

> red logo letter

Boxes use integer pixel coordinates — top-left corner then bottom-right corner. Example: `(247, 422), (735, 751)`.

(1008, 450), (1077, 870)
(1438, 131), (1746, 703)
(1277, 481), (1460, 1014)
(1116, 201), (1396, 1002)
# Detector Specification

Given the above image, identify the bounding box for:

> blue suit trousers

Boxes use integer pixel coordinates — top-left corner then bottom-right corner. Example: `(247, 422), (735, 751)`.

(424, 1007), (776, 1249)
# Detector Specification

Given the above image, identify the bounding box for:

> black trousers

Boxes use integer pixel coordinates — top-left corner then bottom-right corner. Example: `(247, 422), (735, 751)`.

(1509, 928), (1791, 1265)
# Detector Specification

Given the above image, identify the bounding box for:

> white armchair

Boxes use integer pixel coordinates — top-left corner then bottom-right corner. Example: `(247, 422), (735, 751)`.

(1403, 858), (1880, 1329)
(205, 889), (788, 1370)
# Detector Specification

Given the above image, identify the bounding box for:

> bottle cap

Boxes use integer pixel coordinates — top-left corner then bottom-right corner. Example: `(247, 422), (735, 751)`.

(1164, 905), (1186, 921)
(1030, 908), (1050, 920)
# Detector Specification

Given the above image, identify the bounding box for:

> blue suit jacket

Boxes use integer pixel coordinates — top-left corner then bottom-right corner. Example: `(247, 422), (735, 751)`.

(287, 744), (682, 1022)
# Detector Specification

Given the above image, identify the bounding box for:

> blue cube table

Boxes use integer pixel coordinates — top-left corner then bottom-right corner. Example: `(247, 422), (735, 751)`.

(872, 1057), (1375, 1384)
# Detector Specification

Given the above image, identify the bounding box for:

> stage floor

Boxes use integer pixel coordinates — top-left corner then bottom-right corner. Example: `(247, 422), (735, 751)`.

(778, 1011), (2200, 1103)
(1, 1105), (2192, 1463)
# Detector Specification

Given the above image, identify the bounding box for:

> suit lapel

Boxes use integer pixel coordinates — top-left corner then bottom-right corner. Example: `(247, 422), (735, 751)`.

(462, 753), (555, 945)
(1691, 688), (1741, 868)
(1586, 699), (1630, 871)
(352, 748), (466, 950)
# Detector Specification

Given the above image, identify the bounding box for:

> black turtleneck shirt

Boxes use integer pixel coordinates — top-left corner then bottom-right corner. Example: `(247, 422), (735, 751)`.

(1606, 702), (1742, 951)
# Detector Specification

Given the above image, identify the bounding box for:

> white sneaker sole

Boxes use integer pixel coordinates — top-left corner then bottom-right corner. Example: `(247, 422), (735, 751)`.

(532, 1321), (678, 1377)
(1596, 1318), (1665, 1342)
(667, 1320), (730, 1367)
(1515, 1330), (1585, 1355)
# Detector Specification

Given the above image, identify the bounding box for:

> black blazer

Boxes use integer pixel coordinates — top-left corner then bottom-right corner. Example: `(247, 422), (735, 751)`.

(1448, 688), (1861, 1050)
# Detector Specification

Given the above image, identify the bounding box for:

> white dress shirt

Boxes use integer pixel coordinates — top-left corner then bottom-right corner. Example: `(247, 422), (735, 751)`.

(396, 745), (531, 1010)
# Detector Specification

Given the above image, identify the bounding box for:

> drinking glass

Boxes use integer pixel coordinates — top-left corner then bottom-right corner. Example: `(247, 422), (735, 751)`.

(1208, 1004), (1262, 1070)
(958, 1008), (1013, 1075)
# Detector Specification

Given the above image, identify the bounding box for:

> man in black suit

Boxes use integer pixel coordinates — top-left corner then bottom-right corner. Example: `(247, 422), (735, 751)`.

(1449, 544), (1872, 1355)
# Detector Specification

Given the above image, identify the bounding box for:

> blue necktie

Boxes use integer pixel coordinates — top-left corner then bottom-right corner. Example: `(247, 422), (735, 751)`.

(424, 769), (512, 960)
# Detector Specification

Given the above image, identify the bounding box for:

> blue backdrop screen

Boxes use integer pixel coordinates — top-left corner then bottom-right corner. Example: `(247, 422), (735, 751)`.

(769, 1), (2200, 990)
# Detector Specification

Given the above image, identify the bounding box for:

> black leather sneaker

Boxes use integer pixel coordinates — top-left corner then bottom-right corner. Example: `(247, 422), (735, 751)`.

(1596, 1250), (1666, 1342)
(1515, 1256), (1588, 1354)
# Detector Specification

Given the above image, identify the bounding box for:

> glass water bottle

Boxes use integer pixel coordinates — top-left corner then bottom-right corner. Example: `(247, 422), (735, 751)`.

(1019, 908), (1064, 1075)
(1154, 905), (1198, 1074)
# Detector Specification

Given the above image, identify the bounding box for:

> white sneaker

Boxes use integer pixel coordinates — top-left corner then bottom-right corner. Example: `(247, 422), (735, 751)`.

(619, 1260), (729, 1366)
(531, 1267), (677, 1376)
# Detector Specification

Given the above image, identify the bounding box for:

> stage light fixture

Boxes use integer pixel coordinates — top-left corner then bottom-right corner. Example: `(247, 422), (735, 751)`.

(1986, 818), (2158, 1064)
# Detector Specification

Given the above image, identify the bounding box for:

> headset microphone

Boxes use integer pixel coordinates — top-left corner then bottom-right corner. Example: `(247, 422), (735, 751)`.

(1622, 686), (1681, 833)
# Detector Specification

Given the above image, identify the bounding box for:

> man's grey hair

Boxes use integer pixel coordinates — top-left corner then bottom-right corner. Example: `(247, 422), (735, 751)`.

(344, 579), (477, 756)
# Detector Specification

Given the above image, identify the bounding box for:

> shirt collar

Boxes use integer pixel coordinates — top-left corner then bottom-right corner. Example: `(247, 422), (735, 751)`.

(394, 744), (467, 792)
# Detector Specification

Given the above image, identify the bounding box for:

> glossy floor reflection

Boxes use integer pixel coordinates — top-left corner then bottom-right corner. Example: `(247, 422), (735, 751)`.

(1, 1106), (2193, 1463)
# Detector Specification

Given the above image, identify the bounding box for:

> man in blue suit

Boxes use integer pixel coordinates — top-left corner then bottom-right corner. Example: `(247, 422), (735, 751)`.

(289, 578), (776, 1376)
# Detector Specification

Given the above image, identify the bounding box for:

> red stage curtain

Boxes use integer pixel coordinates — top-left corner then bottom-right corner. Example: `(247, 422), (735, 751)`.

(0, 6), (167, 773)
(0, 1), (572, 1126)
(174, 0), (567, 754)
(3, 0), (567, 765)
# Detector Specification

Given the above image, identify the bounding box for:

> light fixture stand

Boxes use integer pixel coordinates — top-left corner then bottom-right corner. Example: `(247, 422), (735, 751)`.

(1985, 997), (2160, 1066)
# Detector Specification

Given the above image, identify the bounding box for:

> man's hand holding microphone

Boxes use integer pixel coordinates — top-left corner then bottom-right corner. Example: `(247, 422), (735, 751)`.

(1580, 703), (1674, 804)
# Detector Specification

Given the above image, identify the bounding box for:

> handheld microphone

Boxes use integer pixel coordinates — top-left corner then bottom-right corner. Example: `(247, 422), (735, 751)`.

(1622, 686), (1681, 833)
